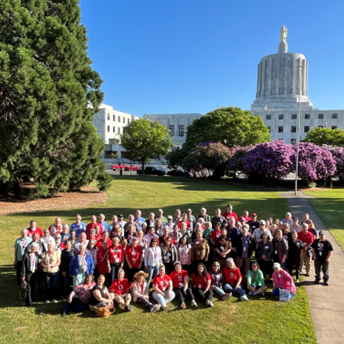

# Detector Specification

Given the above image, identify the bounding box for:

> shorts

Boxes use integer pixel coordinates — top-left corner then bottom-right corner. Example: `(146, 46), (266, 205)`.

(114, 294), (132, 304)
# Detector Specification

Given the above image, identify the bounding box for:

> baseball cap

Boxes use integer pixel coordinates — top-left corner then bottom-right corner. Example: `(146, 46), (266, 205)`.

(252, 213), (257, 217)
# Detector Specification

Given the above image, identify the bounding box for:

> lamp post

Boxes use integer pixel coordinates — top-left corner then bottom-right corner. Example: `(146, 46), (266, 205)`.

(295, 64), (303, 195)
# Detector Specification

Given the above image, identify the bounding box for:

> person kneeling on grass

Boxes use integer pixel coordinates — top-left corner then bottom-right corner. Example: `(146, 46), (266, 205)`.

(109, 269), (133, 312)
(222, 258), (249, 301)
(170, 261), (197, 309)
(132, 270), (160, 313)
(272, 263), (296, 300)
(61, 273), (96, 317)
(209, 261), (231, 301)
(191, 263), (214, 307)
(152, 264), (175, 311)
(247, 261), (267, 296)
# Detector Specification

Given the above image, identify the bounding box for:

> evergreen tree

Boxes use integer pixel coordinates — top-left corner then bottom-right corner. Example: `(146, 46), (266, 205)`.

(0, 0), (112, 197)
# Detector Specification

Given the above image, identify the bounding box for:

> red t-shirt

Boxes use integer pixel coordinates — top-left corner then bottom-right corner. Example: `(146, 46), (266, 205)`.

(178, 220), (191, 229)
(86, 222), (103, 239)
(96, 246), (108, 274)
(108, 245), (124, 264)
(211, 229), (222, 243)
(27, 227), (43, 238)
(126, 245), (142, 268)
(153, 274), (171, 292)
(48, 224), (62, 235)
(170, 270), (188, 288)
(96, 238), (111, 249)
(222, 267), (242, 285)
(298, 231), (314, 246)
(110, 278), (129, 295)
(223, 211), (238, 222)
(191, 273), (211, 289)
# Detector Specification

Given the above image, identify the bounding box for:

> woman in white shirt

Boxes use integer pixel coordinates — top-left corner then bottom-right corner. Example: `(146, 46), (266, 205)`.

(144, 239), (162, 285)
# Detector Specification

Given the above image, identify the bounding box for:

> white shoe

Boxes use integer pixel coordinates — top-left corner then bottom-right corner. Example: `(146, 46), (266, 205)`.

(151, 304), (160, 313)
(240, 295), (249, 301)
(52, 299), (57, 303)
(45, 300), (50, 304)
(205, 299), (210, 306)
(296, 279), (300, 284)
(208, 301), (214, 307)
(191, 300), (197, 309)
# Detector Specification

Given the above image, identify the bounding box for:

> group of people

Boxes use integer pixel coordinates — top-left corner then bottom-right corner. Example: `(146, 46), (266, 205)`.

(14, 205), (333, 316)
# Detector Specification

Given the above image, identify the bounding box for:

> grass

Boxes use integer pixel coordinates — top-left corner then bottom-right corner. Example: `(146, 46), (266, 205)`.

(304, 188), (344, 250)
(0, 176), (316, 344)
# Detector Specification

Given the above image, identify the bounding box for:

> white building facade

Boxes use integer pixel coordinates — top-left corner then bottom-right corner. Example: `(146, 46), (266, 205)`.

(251, 27), (344, 143)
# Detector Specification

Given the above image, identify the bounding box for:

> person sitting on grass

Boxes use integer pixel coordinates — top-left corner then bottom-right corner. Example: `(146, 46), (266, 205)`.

(209, 261), (231, 301)
(191, 263), (214, 307)
(89, 275), (114, 312)
(132, 270), (160, 313)
(247, 261), (268, 296)
(272, 262), (296, 300)
(222, 258), (249, 301)
(61, 273), (96, 317)
(152, 264), (175, 311)
(109, 269), (133, 312)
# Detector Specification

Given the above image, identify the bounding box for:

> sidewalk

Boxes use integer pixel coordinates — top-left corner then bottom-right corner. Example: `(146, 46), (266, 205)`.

(284, 191), (344, 344)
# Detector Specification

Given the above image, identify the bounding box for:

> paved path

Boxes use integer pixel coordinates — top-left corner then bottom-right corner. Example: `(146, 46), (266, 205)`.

(284, 191), (344, 344)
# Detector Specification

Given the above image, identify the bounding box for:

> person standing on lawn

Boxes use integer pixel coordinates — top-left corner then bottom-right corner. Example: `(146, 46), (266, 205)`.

(312, 231), (333, 286)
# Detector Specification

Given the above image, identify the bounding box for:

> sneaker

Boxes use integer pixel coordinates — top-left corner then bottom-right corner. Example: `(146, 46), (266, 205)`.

(52, 299), (57, 303)
(208, 301), (214, 307)
(296, 279), (300, 284)
(191, 300), (197, 309)
(221, 293), (231, 301)
(205, 299), (210, 306)
(324, 281), (329, 286)
(248, 291), (256, 296)
(161, 306), (168, 312)
(314, 279), (320, 284)
(305, 273), (310, 277)
(151, 304), (160, 313)
(126, 305), (133, 312)
(45, 300), (50, 304)
(240, 295), (249, 301)
(61, 311), (66, 318)
(181, 303), (186, 309)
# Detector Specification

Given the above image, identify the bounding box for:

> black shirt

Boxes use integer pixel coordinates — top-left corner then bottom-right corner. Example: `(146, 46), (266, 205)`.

(248, 220), (259, 233)
(89, 285), (108, 306)
(311, 239), (333, 262)
(288, 239), (302, 261)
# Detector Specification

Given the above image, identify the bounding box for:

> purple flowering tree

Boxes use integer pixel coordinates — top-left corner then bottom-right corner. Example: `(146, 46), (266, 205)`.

(227, 145), (254, 177)
(242, 140), (295, 184)
(321, 145), (344, 180)
(292, 142), (336, 183)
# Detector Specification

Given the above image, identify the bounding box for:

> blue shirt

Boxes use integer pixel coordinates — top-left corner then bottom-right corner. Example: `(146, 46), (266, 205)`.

(71, 222), (86, 238)
(134, 217), (145, 230)
(14, 237), (32, 261)
(100, 221), (108, 231)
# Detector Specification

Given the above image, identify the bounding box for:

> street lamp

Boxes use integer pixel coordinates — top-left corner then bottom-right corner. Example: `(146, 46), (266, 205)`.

(295, 64), (303, 195)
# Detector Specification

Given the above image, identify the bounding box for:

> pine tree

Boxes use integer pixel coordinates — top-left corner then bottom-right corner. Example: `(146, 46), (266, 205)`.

(0, 0), (112, 197)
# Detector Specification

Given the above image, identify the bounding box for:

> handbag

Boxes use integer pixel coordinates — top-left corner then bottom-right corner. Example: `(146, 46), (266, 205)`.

(94, 306), (113, 318)
(279, 288), (290, 302)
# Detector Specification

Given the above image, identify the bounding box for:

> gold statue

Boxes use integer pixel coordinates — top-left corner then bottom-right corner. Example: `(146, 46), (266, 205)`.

(280, 25), (287, 43)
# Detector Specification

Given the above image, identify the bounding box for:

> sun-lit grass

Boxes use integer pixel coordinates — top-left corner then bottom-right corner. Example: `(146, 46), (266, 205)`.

(304, 189), (344, 250)
(0, 176), (316, 344)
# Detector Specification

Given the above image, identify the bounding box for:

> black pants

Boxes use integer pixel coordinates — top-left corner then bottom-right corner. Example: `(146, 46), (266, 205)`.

(16, 261), (23, 286)
(127, 267), (139, 282)
(181, 264), (192, 276)
(259, 259), (273, 276)
(165, 262), (174, 275)
(25, 272), (37, 305)
(315, 260), (329, 282)
(288, 258), (300, 280)
(194, 288), (213, 304)
(173, 287), (195, 305)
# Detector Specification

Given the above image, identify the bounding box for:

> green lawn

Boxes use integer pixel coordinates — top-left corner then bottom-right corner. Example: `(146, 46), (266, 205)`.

(0, 176), (316, 344)
(304, 189), (344, 250)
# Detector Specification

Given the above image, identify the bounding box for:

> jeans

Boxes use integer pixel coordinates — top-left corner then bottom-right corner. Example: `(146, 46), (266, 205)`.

(173, 287), (195, 305)
(272, 288), (295, 299)
(110, 262), (121, 283)
(152, 290), (175, 307)
(194, 288), (213, 304)
(211, 285), (225, 297)
(61, 272), (72, 299)
(62, 297), (86, 313)
(224, 283), (245, 297)
(146, 265), (159, 284)
(44, 272), (59, 301)
(315, 260), (329, 282)
(73, 272), (86, 289)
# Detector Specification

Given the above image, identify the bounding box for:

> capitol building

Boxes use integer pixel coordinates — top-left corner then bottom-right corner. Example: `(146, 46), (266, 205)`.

(93, 26), (344, 164)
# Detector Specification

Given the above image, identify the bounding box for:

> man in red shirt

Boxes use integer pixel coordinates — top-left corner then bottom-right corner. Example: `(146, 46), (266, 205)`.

(109, 269), (132, 311)
(223, 204), (238, 222)
(298, 223), (314, 276)
(242, 210), (251, 222)
(170, 261), (196, 309)
(210, 222), (222, 246)
(27, 220), (43, 238)
(49, 217), (63, 237)
(125, 237), (143, 282)
(107, 237), (124, 282)
(86, 215), (102, 239)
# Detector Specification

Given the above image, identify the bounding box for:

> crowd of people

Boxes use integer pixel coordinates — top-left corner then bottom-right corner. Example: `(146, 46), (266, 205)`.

(13, 205), (333, 317)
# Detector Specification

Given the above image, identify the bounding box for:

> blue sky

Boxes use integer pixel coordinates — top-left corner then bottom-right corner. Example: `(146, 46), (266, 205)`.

(80, 0), (344, 117)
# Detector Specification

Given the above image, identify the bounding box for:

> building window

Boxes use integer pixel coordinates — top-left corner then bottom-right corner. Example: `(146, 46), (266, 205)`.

(127, 118), (130, 124)
(291, 126), (296, 133)
(123, 117), (125, 124)
(267, 126), (271, 132)
(291, 114), (297, 120)
(332, 126), (337, 130)
(179, 125), (184, 137)
(304, 126), (310, 133)
(266, 115), (271, 120)
(113, 126), (115, 132)
(332, 113), (338, 119)
(278, 126), (283, 133)
(113, 115), (115, 121)
(107, 113), (110, 120)
(107, 125), (110, 132)
(118, 127), (121, 134)
(318, 126), (323, 128)
(291, 139), (296, 144)
(169, 125), (175, 136)
(305, 114), (310, 119)
(318, 114), (324, 119)
(118, 116), (120, 122)
(278, 114), (284, 120)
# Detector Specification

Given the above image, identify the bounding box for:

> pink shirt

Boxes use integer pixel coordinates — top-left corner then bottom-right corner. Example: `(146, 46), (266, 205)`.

(272, 269), (296, 294)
